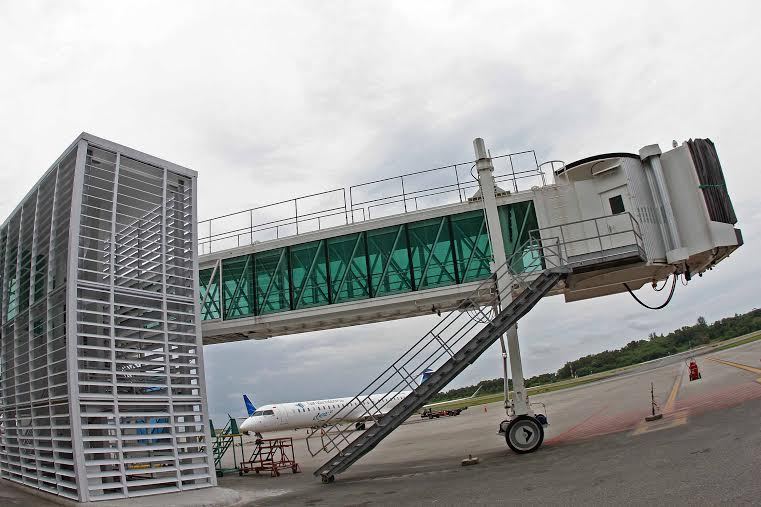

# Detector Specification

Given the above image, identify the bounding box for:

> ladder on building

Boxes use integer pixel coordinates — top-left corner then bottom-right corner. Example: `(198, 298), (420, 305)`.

(306, 239), (570, 482)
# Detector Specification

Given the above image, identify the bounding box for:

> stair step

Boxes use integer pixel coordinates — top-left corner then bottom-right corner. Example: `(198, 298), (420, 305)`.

(314, 271), (565, 479)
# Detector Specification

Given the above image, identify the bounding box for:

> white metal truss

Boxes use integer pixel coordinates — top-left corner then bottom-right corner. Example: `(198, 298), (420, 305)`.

(0, 134), (215, 502)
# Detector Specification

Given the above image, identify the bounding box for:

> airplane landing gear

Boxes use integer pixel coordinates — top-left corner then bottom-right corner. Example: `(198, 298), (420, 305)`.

(504, 415), (544, 454)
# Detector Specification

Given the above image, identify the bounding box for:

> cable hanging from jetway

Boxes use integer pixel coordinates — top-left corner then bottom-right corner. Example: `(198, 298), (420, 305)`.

(651, 277), (670, 292)
(623, 274), (677, 310)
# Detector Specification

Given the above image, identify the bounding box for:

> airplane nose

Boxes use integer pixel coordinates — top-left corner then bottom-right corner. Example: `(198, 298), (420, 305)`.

(240, 419), (253, 434)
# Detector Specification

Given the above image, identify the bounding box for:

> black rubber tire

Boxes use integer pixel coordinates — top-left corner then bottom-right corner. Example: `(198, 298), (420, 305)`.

(505, 415), (544, 454)
(321, 474), (335, 484)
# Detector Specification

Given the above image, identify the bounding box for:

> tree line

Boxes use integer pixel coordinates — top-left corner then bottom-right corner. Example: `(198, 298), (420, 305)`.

(430, 308), (761, 403)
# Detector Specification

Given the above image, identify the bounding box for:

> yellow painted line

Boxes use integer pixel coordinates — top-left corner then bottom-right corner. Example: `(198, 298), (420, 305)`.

(664, 372), (682, 413)
(707, 357), (761, 383)
(709, 358), (761, 374)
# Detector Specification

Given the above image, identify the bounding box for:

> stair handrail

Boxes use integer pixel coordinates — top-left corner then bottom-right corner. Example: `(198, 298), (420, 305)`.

(313, 268), (568, 479)
(306, 238), (563, 455)
(305, 237), (566, 456)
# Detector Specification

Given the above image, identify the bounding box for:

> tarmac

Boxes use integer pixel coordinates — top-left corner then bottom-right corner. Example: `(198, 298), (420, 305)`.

(2, 339), (761, 505)
(222, 338), (761, 505)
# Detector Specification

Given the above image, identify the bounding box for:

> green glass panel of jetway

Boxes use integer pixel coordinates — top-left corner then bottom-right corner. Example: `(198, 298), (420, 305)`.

(255, 247), (291, 315)
(199, 266), (221, 320)
(498, 201), (542, 273)
(450, 210), (492, 283)
(367, 225), (413, 297)
(222, 255), (255, 319)
(408, 216), (457, 290)
(327, 232), (369, 304)
(291, 240), (329, 310)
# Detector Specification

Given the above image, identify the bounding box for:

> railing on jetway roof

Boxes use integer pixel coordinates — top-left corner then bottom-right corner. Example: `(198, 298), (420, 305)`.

(198, 150), (565, 255)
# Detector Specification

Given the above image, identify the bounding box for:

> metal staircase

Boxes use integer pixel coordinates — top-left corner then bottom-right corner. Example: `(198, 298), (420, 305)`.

(210, 416), (244, 476)
(306, 239), (571, 482)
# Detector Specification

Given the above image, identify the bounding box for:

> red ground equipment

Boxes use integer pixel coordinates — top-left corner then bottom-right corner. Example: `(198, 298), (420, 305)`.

(688, 359), (702, 381)
(240, 437), (300, 477)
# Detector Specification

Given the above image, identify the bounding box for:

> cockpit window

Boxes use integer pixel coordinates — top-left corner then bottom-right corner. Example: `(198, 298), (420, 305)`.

(252, 410), (274, 416)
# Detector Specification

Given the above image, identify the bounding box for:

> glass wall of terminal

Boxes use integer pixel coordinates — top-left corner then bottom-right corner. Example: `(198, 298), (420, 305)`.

(200, 201), (538, 321)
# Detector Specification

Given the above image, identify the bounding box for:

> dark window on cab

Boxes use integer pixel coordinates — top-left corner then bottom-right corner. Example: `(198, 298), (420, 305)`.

(609, 195), (625, 214)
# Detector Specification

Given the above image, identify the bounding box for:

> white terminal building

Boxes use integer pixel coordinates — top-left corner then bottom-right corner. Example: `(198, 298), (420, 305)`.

(0, 134), (214, 501)
(0, 133), (741, 500)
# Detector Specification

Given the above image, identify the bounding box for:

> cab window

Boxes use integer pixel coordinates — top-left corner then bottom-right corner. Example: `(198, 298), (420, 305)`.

(609, 195), (625, 214)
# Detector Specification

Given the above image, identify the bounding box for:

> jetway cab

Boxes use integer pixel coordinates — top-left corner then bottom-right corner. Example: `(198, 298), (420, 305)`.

(496, 139), (741, 454)
(543, 139), (740, 292)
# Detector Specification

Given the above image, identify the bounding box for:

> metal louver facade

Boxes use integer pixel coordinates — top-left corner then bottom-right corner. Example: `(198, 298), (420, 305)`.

(0, 134), (215, 502)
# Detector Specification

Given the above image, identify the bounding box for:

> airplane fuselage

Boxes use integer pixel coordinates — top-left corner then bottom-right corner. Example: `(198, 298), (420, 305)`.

(239, 391), (411, 434)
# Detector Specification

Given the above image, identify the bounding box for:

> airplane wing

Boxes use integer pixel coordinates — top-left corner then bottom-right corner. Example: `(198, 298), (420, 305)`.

(422, 385), (483, 410)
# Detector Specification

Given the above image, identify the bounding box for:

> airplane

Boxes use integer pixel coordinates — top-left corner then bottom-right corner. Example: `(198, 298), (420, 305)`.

(239, 371), (485, 436)
(239, 391), (409, 437)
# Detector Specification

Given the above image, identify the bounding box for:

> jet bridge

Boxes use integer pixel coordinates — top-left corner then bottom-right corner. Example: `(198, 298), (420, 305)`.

(199, 136), (741, 481)
(199, 138), (740, 345)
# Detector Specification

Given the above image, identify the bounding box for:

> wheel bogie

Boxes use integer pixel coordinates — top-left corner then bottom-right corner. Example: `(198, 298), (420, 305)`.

(505, 415), (544, 454)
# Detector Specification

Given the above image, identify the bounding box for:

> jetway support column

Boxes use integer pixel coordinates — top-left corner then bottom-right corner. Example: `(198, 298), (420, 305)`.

(640, 144), (688, 263)
(474, 138), (531, 417)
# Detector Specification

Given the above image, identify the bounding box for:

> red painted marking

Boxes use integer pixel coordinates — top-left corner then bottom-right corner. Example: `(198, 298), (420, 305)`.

(676, 380), (761, 415)
(545, 380), (761, 446)
(545, 406), (644, 445)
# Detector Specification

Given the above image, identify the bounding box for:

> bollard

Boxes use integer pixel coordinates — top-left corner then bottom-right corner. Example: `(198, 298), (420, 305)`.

(645, 382), (663, 421)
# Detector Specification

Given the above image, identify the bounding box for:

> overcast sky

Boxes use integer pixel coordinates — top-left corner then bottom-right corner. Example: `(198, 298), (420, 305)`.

(2, 1), (760, 422)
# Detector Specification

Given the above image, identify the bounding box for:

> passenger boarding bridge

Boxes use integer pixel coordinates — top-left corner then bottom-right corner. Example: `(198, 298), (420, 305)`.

(198, 136), (741, 482)
(198, 140), (740, 346)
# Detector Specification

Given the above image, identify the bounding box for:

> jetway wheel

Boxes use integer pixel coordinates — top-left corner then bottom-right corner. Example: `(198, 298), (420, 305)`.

(505, 415), (544, 454)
